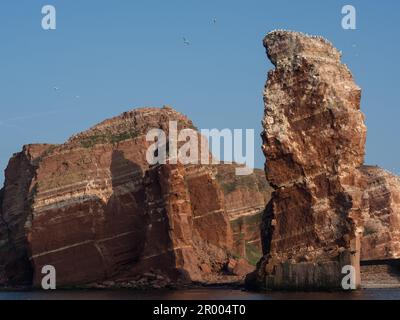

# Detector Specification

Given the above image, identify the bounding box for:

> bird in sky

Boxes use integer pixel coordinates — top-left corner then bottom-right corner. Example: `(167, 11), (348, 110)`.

(183, 37), (190, 46)
(53, 86), (59, 91)
(212, 17), (217, 24)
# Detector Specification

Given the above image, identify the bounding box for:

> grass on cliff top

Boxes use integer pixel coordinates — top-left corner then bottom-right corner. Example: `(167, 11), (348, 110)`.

(80, 130), (139, 148)
(41, 144), (59, 157)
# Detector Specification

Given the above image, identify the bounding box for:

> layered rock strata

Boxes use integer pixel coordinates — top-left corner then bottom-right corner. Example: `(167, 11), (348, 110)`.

(216, 165), (272, 265)
(0, 106), (267, 288)
(251, 30), (367, 290)
(358, 166), (400, 261)
(249, 30), (400, 290)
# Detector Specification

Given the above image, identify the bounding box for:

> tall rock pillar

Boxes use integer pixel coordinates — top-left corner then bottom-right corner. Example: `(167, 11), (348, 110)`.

(252, 30), (367, 290)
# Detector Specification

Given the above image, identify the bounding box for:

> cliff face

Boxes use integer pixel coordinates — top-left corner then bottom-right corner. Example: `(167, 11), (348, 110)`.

(0, 144), (50, 285)
(358, 166), (400, 261)
(0, 106), (268, 288)
(255, 30), (367, 290)
(3, 32), (398, 291)
(249, 30), (400, 290)
(216, 165), (272, 265)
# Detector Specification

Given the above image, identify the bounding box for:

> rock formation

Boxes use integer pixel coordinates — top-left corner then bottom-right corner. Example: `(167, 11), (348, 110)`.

(2, 30), (398, 291)
(249, 30), (400, 290)
(216, 165), (272, 265)
(358, 166), (400, 261)
(0, 106), (270, 288)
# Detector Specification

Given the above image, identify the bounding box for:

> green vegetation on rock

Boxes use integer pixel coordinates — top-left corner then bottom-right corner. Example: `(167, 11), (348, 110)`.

(80, 130), (139, 148)
(363, 225), (378, 236)
(40, 145), (59, 158)
(245, 242), (262, 266)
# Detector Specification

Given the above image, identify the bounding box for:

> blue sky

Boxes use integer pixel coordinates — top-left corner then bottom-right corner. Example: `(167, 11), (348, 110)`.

(0, 0), (399, 184)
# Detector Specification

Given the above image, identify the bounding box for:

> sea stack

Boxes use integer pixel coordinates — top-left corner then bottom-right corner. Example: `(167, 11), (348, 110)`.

(249, 30), (400, 291)
(252, 30), (367, 290)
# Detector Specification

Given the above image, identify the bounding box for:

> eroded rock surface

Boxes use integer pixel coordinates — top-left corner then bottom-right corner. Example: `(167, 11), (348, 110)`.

(0, 106), (269, 288)
(249, 30), (400, 291)
(358, 166), (400, 261)
(251, 30), (367, 290)
(216, 165), (272, 265)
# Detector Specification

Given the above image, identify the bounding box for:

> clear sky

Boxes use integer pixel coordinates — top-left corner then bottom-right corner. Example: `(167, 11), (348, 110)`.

(1, 0), (399, 185)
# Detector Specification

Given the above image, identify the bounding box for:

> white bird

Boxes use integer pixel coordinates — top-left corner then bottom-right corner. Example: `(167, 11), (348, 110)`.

(212, 17), (217, 24)
(183, 37), (190, 46)
(53, 86), (59, 91)
(75, 95), (80, 99)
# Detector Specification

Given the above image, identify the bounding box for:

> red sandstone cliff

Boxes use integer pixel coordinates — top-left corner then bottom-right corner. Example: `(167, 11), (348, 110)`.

(248, 30), (400, 291)
(215, 165), (272, 265)
(0, 106), (268, 288)
(358, 166), (400, 261)
(3, 32), (398, 292)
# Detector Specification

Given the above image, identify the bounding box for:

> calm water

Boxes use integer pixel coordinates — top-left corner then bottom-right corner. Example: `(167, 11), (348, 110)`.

(1, 288), (400, 300)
